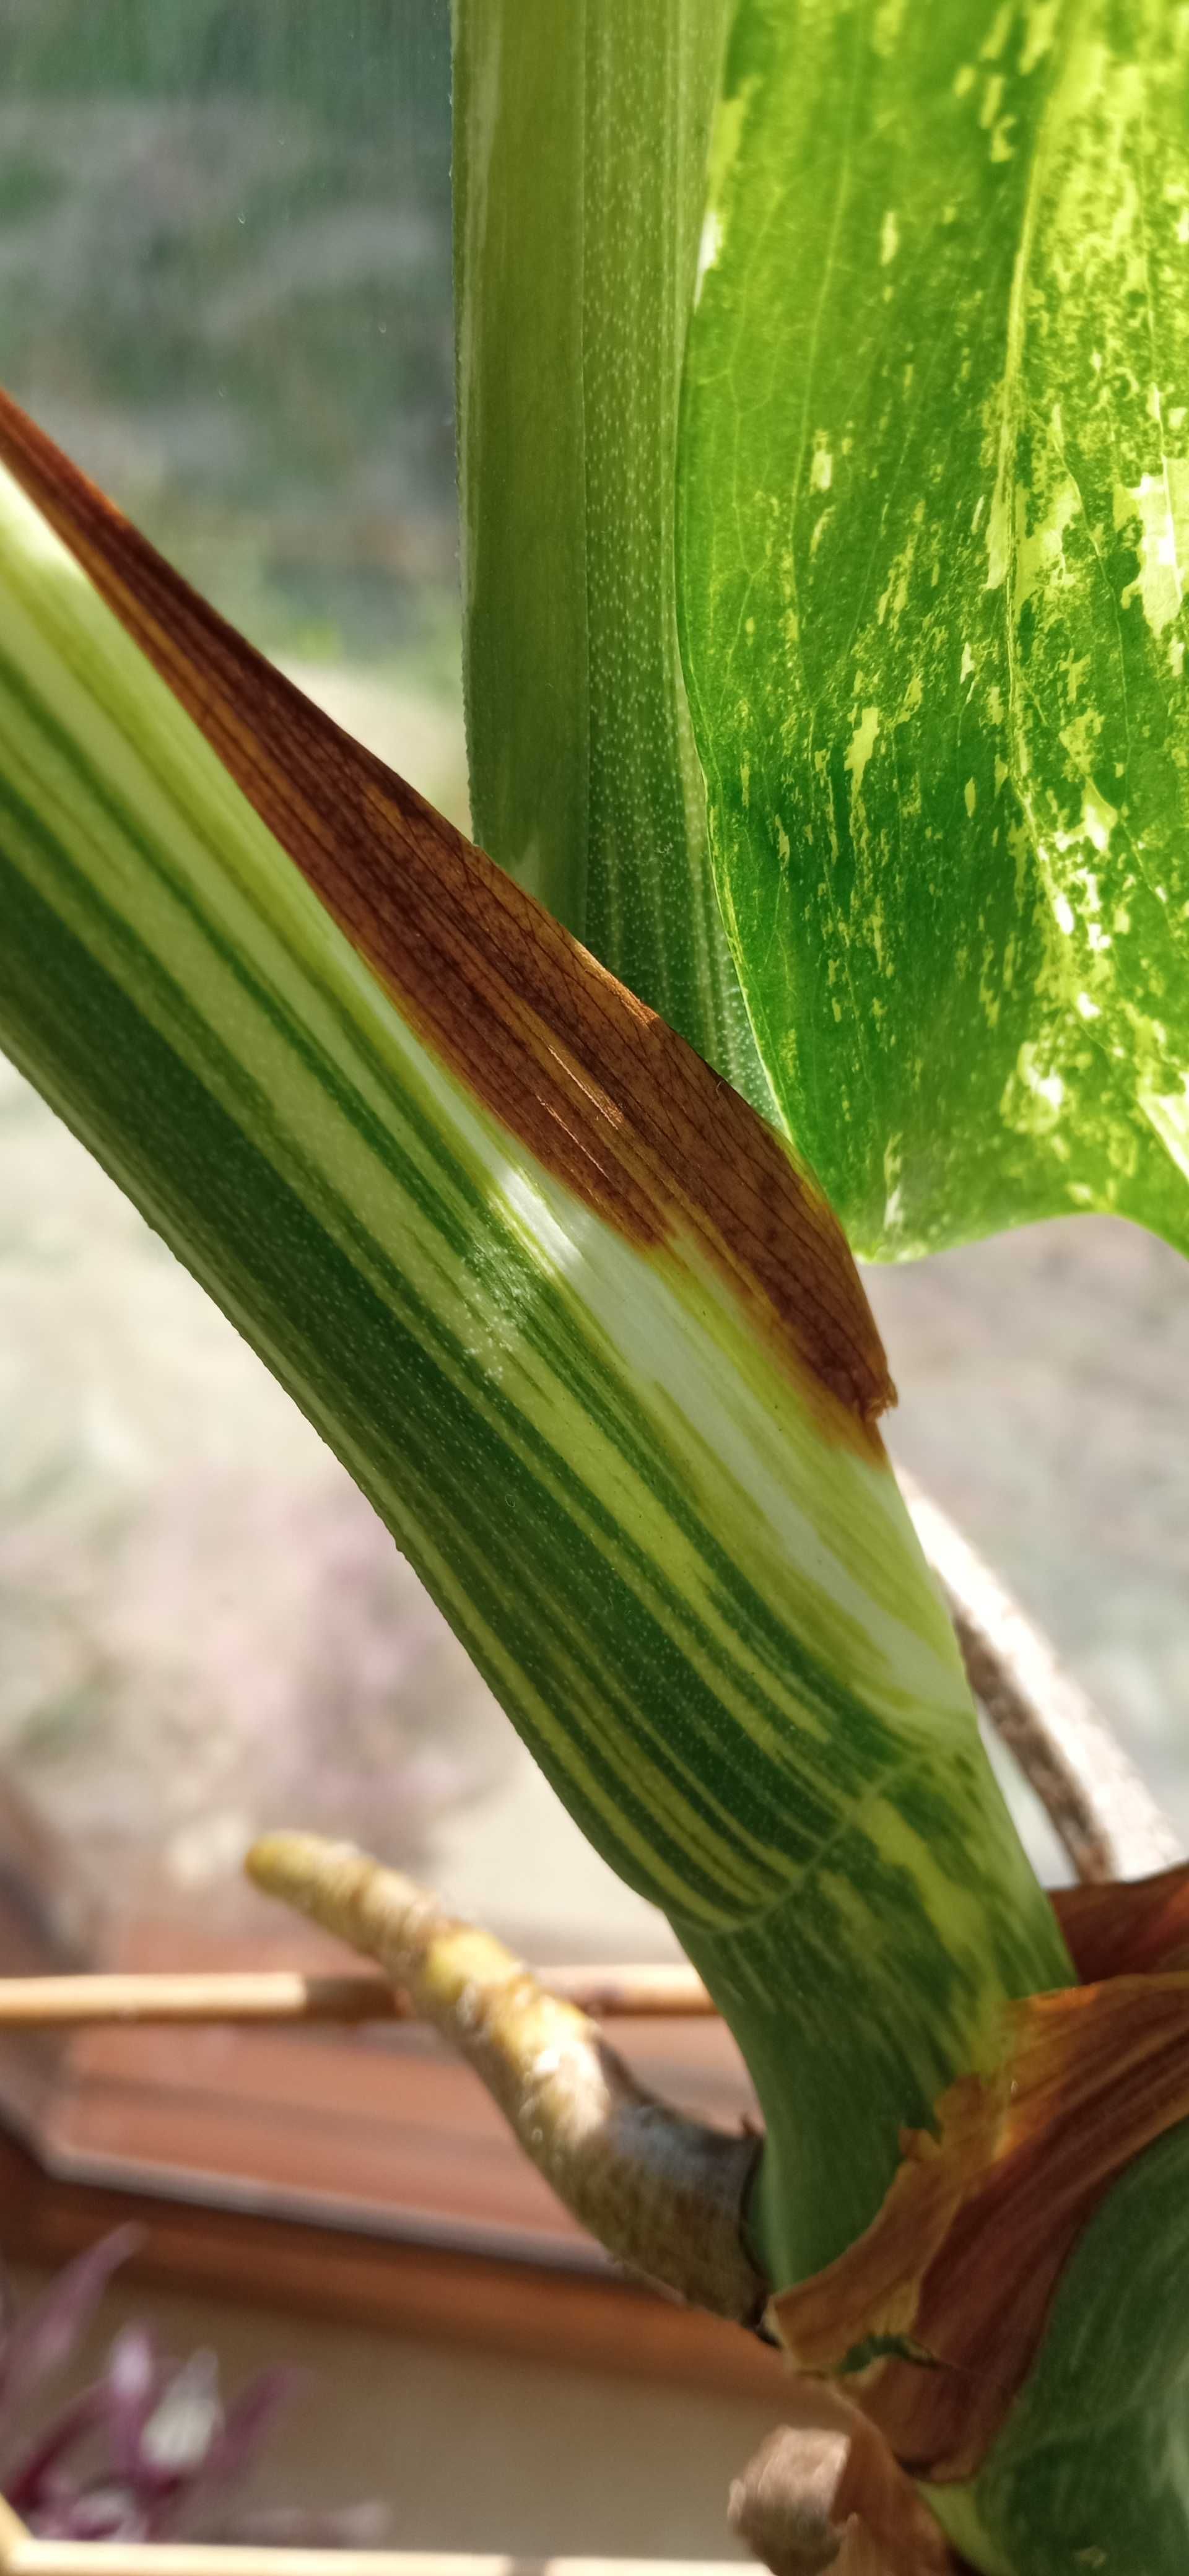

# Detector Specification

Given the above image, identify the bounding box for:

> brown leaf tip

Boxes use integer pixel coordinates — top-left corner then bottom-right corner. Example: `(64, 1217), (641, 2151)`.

(0, 383), (892, 1456)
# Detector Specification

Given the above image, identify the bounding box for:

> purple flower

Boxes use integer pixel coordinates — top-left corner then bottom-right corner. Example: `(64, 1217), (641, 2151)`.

(0, 2230), (386, 2545)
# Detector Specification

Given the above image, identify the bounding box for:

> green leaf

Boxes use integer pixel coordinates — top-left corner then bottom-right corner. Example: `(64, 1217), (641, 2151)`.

(678, 0), (1189, 1260)
(0, 391), (1068, 2287)
(941, 2119), (1189, 2576)
(453, 0), (774, 1118)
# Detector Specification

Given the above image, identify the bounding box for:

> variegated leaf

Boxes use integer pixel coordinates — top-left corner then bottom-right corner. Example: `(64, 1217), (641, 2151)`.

(0, 389), (1068, 2286)
(678, 0), (1189, 1259)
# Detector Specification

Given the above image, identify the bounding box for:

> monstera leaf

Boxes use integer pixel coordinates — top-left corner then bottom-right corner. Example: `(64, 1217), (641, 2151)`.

(0, 390), (1068, 2297)
(4, 3), (1189, 2559)
(678, 0), (1189, 1259)
(449, 12), (1189, 2569)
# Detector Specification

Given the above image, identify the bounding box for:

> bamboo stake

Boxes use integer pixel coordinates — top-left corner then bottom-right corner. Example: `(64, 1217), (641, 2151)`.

(0, 1965), (711, 2029)
(0, 2542), (743, 2576)
(0, 2503), (30, 2564)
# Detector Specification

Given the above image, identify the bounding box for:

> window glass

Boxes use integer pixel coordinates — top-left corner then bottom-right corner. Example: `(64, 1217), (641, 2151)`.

(870, 1219), (1189, 1857)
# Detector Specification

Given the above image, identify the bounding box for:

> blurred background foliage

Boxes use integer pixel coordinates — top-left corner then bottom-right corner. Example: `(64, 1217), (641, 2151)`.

(0, 0), (461, 698)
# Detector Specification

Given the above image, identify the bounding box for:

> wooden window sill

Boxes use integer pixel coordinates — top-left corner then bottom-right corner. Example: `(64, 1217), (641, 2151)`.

(0, 1788), (782, 2399)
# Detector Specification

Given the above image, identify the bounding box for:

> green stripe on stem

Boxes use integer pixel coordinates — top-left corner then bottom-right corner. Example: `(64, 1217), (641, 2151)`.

(0, 453), (1068, 2291)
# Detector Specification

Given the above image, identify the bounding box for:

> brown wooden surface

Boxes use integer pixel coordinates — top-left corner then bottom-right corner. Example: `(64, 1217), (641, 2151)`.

(0, 1790), (782, 2395)
(0, 2123), (785, 2400)
(31, 1909), (754, 2258)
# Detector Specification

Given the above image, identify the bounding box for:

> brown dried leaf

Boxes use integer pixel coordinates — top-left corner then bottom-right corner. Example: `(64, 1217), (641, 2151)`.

(773, 1972), (1189, 2481)
(0, 386), (892, 1451)
(1052, 1859), (1189, 1982)
(729, 2383), (956, 2574)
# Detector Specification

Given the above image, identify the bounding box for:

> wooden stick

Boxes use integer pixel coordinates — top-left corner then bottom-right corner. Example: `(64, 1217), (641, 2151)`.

(0, 1964), (712, 2029)
(0, 2502), (30, 2564)
(905, 1475), (1179, 1884)
(0, 2543), (743, 2576)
